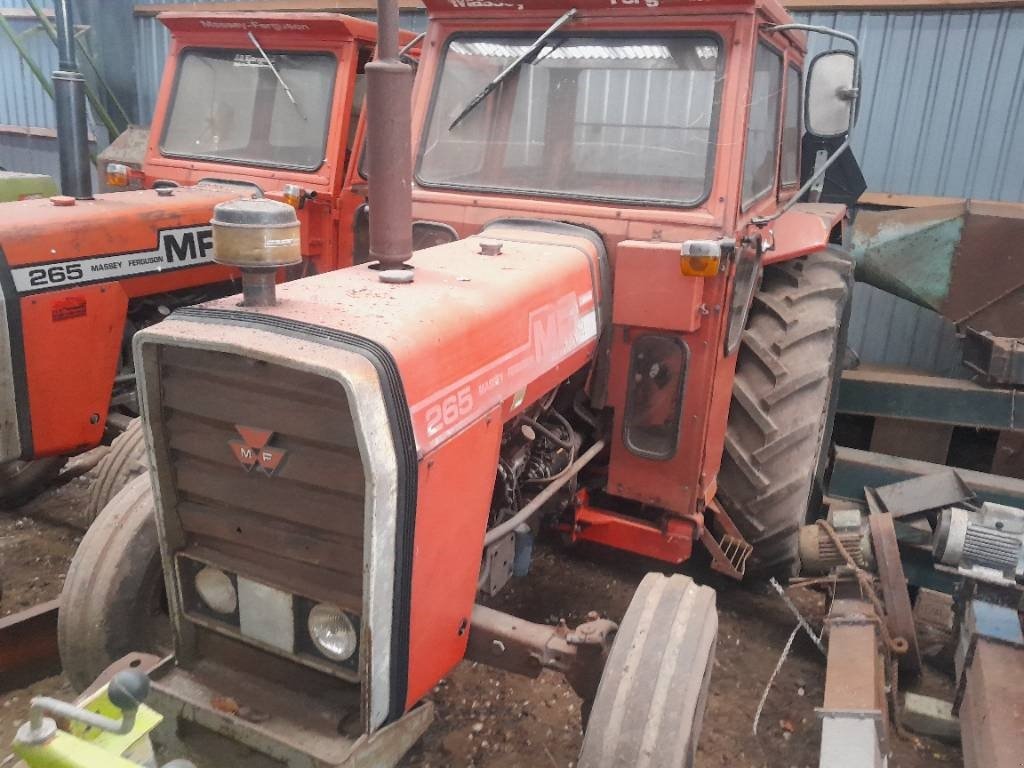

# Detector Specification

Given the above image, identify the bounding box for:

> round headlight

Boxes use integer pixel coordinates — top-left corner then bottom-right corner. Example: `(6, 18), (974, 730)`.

(194, 567), (237, 614)
(307, 603), (357, 661)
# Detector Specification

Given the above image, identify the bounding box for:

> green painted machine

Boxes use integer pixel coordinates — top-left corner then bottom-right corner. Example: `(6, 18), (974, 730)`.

(850, 199), (1024, 385)
(0, 170), (58, 203)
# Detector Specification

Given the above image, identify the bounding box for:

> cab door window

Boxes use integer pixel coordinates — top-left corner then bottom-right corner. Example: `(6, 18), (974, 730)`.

(741, 42), (783, 208)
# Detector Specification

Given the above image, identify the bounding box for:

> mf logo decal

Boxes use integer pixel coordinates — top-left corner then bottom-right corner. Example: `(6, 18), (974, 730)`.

(229, 425), (287, 476)
(10, 225), (215, 295)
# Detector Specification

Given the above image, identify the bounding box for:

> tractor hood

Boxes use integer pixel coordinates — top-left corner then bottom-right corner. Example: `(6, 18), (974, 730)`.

(175, 224), (609, 454)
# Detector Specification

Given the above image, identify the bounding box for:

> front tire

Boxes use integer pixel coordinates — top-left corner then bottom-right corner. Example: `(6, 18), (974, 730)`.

(58, 473), (168, 691)
(85, 418), (147, 523)
(579, 573), (717, 768)
(717, 249), (853, 576)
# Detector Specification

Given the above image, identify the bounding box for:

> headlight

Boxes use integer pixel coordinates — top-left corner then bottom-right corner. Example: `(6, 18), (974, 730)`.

(307, 603), (357, 661)
(195, 567), (237, 614)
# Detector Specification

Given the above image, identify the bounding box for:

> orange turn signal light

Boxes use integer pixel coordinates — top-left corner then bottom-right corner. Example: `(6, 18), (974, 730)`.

(282, 183), (304, 209)
(105, 162), (130, 188)
(680, 240), (723, 277)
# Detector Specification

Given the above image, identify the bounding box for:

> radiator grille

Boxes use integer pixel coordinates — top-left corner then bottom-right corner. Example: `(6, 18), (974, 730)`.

(158, 346), (364, 612)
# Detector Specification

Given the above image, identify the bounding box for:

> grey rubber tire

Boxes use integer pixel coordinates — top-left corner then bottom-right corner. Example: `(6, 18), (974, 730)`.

(59, 473), (168, 691)
(717, 249), (853, 576)
(0, 457), (66, 508)
(579, 573), (718, 768)
(85, 417), (147, 523)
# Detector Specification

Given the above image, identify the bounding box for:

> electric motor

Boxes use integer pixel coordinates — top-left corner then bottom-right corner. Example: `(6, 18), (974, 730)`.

(934, 503), (1024, 585)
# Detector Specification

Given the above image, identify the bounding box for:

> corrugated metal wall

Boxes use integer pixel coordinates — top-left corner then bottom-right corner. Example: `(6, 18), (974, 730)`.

(798, 8), (1024, 203)
(1, 2), (1018, 375)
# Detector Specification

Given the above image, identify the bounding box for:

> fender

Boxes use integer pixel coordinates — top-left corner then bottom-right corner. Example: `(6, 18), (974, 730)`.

(763, 203), (847, 264)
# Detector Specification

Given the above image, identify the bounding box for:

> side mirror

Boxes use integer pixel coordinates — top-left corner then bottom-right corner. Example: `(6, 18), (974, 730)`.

(805, 50), (858, 138)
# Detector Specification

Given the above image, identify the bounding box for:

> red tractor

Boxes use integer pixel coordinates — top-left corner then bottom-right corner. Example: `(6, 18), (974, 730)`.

(61, 0), (864, 763)
(0, 11), (416, 508)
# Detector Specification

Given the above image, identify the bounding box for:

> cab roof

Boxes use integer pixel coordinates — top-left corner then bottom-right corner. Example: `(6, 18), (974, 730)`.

(422, 0), (795, 25)
(158, 11), (390, 44)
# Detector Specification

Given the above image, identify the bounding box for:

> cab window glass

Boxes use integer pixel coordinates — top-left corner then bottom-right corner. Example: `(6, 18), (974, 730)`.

(741, 42), (783, 207)
(780, 65), (801, 186)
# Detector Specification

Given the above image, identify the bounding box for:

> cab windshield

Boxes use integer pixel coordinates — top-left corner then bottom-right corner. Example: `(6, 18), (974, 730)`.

(161, 49), (336, 171)
(418, 34), (723, 206)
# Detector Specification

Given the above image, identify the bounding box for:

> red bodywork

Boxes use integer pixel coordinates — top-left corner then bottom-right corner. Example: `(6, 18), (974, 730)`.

(0, 13), (414, 465)
(403, 0), (846, 569)
(198, 225), (606, 711)
(0, 187), (240, 460)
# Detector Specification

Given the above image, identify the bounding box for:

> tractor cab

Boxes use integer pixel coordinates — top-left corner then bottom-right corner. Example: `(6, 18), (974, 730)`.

(408, 0), (856, 248)
(102, 12), (414, 273)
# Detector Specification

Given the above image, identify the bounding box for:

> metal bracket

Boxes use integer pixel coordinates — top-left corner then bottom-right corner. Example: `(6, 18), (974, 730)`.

(702, 499), (753, 579)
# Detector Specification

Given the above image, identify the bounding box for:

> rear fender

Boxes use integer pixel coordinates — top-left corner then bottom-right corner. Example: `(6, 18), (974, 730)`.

(21, 283), (128, 458)
(763, 203), (847, 264)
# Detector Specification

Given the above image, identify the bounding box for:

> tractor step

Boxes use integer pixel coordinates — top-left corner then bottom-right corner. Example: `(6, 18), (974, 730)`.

(702, 499), (753, 579)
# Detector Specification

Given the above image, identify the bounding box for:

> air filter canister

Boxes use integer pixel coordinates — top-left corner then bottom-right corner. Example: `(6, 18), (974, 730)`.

(211, 198), (301, 269)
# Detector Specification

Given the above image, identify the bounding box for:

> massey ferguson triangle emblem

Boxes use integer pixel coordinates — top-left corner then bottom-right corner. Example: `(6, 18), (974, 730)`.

(229, 425), (287, 476)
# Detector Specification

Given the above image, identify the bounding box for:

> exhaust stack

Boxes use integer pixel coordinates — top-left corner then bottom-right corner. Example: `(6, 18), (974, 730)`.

(366, 0), (413, 271)
(52, 0), (92, 199)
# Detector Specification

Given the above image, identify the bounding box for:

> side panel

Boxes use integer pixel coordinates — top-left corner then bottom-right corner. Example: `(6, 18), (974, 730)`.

(405, 410), (503, 709)
(21, 284), (128, 457)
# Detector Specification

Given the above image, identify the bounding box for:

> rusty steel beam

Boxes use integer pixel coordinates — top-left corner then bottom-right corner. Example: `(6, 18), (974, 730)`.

(0, 599), (61, 693)
(465, 605), (616, 705)
(818, 596), (888, 768)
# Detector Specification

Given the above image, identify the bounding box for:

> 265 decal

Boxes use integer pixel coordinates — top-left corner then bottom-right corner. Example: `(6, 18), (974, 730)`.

(11, 225), (216, 295)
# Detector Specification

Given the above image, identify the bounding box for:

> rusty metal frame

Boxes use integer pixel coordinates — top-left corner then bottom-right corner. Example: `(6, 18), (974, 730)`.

(866, 498), (922, 674)
(0, 599), (60, 693)
(464, 604), (616, 706)
(817, 595), (889, 768)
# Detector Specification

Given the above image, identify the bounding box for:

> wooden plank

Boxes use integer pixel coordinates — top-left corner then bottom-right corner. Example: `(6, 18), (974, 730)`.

(870, 417), (952, 464)
(0, 600), (61, 693)
(134, 0), (424, 16)
(786, 0), (1024, 9)
(0, 8), (54, 20)
(859, 191), (967, 209)
(0, 124), (97, 142)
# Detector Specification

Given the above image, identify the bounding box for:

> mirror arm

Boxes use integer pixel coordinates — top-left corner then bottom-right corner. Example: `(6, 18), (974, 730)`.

(752, 23), (861, 228)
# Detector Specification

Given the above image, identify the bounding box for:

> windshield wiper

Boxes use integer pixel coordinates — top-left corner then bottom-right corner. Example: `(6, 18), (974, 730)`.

(448, 8), (576, 132)
(248, 31), (307, 121)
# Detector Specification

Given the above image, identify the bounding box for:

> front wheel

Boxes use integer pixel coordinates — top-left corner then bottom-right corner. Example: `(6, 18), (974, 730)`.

(717, 249), (853, 576)
(58, 473), (168, 691)
(579, 573), (717, 768)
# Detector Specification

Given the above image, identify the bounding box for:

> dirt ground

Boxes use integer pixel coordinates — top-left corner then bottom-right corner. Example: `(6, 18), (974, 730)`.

(1, 472), (962, 767)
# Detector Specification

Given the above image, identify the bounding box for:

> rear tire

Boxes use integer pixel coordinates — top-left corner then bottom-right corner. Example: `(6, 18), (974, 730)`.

(0, 457), (66, 508)
(718, 249), (853, 576)
(85, 418), (147, 523)
(58, 473), (168, 691)
(579, 573), (717, 768)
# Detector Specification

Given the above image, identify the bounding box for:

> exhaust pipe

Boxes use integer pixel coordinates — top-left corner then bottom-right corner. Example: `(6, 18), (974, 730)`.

(52, 0), (92, 199)
(366, 0), (413, 271)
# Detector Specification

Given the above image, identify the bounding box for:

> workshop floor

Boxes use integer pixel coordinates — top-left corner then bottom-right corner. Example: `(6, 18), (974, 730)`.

(1, 472), (961, 767)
